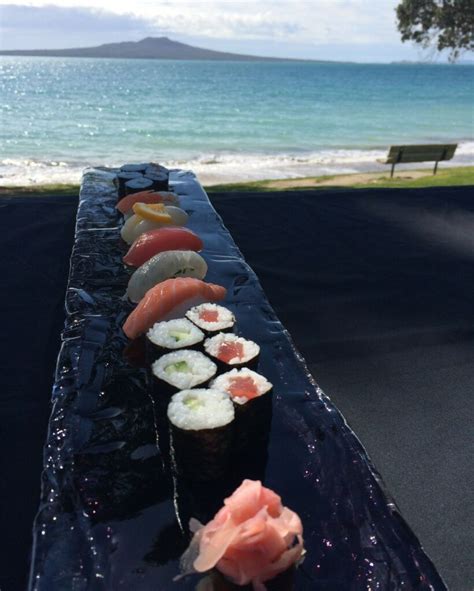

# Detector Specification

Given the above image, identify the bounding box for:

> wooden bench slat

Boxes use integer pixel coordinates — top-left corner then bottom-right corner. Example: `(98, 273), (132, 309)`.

(381, 143), (457, 176)
(385, 152), (456, 164)
(386, 144), (457, 163)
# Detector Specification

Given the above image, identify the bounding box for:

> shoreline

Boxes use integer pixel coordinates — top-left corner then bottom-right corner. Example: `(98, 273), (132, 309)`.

(1, 166), (473, 196)
(1, 142), (473, 188)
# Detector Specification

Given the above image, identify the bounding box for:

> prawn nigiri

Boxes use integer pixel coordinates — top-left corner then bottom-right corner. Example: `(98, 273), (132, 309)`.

(127, 250), (208, 303)
(116, 190), (179, 215)
(123, 227), (203, 267)
(123, 277), (226, 339)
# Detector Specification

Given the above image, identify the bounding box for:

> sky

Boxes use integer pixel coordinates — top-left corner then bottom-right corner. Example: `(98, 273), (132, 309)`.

(0, 0), (465, 63)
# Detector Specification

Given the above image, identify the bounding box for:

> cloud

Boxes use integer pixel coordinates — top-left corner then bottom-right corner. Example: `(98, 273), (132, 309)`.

(137, 0), (399, 44)
(0, 4), (156, 36)
(1, 0), (460, 60)
(0, 1), (398, 44)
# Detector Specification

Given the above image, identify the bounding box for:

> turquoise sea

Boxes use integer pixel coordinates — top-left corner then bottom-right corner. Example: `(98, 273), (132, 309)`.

(0, 57), (473, 185)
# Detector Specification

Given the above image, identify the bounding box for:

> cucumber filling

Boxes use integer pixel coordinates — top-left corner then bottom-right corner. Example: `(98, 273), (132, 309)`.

(165, 360), (190, 374)
(183, 396), (204, 410)
(168, 329), (191, 342)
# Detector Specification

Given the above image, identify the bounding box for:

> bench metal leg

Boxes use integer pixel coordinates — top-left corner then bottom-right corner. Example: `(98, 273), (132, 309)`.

(433, 161), (439, 175)
(391, 163), (395, 178)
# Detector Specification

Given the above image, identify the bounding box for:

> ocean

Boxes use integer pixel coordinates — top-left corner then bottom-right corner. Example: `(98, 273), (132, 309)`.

(0, 57), (473, 185)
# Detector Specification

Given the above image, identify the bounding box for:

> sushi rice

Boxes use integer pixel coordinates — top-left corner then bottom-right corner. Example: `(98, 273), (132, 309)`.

(152, 350), (217, 390)
(204, 333), (260, 366)
(167, 389), (235, 431)
(211, 368), (272, 405)
(186, 303), (235, 333)
(147, 318), (204, 350)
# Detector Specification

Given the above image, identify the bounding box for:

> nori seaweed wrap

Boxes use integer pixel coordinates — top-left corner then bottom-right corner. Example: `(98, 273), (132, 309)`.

(204, 333), (260, 371)
(120, 163), (149, 173)
(116, 171), (143, 198)
(211, 368), (273, 481)
(151, 349), (217, 397)
(125, 176), (155, 195)
(168, 389), (235, 482)
(186, 303), (236, 335)
(146, 318), (205, 361)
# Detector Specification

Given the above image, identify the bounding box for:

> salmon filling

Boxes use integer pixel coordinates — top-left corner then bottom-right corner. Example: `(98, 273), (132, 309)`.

(227, 376), (259, 400)
(217, 341), (244, 364)
(199, 309), (219, 323)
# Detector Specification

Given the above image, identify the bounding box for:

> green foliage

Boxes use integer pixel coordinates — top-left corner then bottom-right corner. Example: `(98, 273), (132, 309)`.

(0, 183), (79, 197)
(206, 167), (474, 193)
(396, 0), (474, 61)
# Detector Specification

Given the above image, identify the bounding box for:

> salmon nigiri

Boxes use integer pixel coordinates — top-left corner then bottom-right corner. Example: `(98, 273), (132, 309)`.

(116, 190), (179, 214)
(123, 278), (226, 339)
(123, 227), (203, 267)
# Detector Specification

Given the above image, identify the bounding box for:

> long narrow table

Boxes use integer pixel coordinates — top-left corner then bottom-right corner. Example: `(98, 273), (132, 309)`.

(25, 169), (444, 590)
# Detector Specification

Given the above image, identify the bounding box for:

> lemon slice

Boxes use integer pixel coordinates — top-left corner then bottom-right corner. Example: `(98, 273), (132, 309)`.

(132, 202), (173, 224)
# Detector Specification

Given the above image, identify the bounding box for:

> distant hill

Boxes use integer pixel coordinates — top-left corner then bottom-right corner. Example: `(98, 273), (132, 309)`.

(0, 36), (317, 61)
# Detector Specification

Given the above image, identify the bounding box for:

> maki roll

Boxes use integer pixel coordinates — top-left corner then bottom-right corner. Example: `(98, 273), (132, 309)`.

(145, 163), (169, 176)
(125, 176), (155, 195)
(186, 303), (235, 334)
(211, 368), (272, 406)
(212, 369), (273, 476)
(147, 318), (204, 357)
(151, 350), (217, 394)
(144, 170), (169, 186)
(168, 388), (235, 481)
(116, 171), (143, 198)
(120, 163), (148, 173)
(204, 333), (260, 370)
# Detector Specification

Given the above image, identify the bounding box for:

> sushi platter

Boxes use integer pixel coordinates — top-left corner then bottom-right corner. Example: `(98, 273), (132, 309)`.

(28, 165), (445, 590)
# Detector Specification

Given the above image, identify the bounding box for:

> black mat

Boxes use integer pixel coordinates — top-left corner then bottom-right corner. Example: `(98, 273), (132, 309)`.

(1, 186), (473, 590)
(0, 194), (78, 591)
(210, 186), (474, 591)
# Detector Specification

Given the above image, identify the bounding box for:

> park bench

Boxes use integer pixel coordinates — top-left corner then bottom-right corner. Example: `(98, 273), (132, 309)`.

(380, 144), (457, 177)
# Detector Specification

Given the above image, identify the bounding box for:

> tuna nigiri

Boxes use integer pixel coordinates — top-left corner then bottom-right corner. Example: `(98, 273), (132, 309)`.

(116, 190), (179, 215)
(127, 250), (208, 303)
(123, 277), (226, 339)
(180, 479), (304, 590)
(123, 227), (203, 267)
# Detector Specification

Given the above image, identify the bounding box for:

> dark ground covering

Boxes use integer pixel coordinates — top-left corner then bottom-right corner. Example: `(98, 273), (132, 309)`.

(1, 186), (473, 590)
(210, 186), (474, 591)
(0, 194), (78, 591)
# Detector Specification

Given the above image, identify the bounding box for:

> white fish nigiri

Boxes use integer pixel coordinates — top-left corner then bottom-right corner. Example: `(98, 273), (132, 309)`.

(120, 206), (189, 245)
(121, 214), (142, 244)
(165, 206), (189, 226)
(126, 250), (208, 303)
